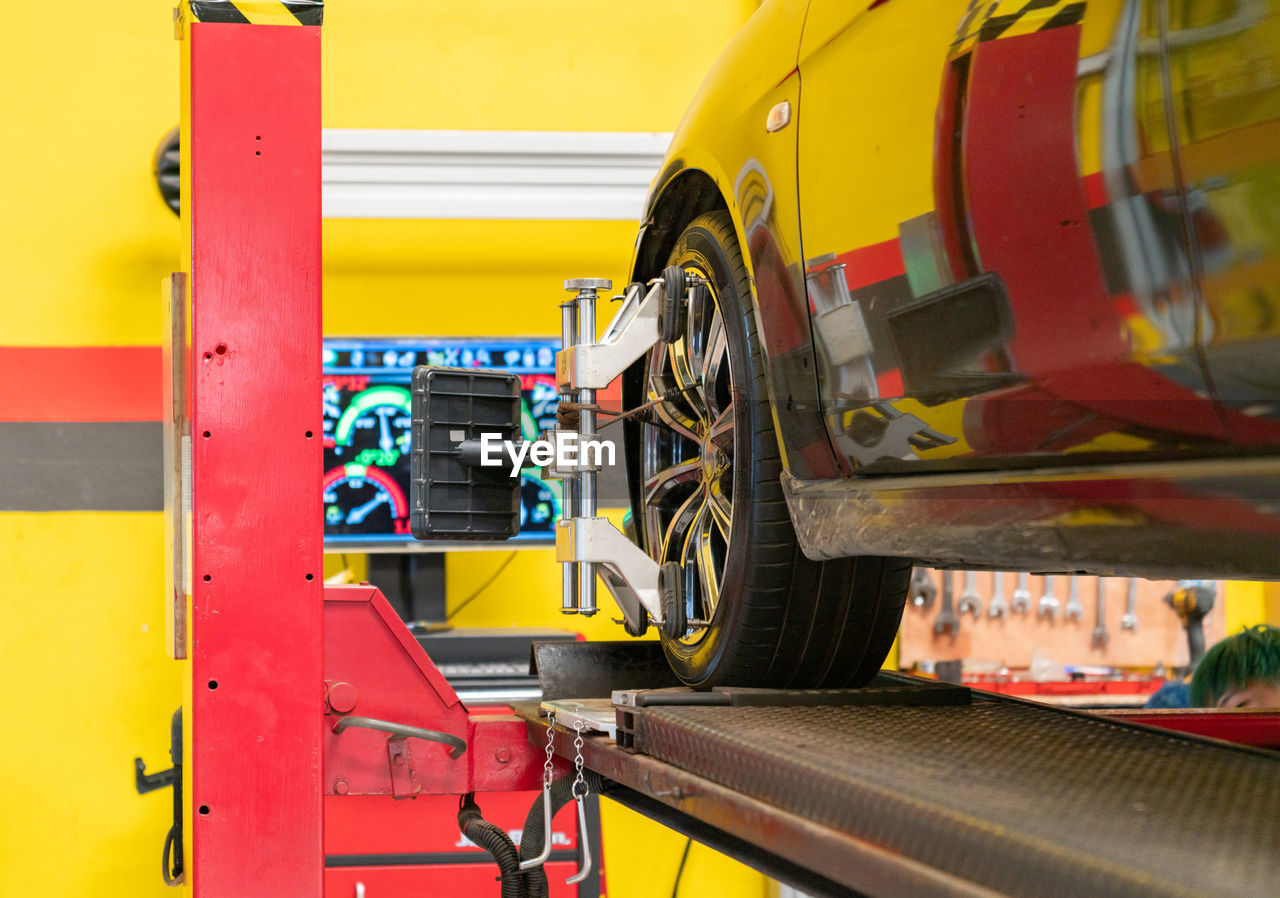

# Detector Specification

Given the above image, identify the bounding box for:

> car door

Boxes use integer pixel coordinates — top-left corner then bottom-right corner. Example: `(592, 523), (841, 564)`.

(794, 0), (1233, 474)
(1158, 0), (1280, 450)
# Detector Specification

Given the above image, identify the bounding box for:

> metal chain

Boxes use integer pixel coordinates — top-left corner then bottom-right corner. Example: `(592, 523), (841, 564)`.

(542, 710), (556, 790)
(571, 719), (589, 800)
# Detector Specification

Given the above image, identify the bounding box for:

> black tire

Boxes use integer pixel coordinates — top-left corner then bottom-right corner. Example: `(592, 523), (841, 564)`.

(636, 211), (911, 689)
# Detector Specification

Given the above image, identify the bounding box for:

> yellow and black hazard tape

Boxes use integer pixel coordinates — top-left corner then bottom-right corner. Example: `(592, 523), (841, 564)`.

(187, 0), (323, 26)
(952, 0), (1086, 53)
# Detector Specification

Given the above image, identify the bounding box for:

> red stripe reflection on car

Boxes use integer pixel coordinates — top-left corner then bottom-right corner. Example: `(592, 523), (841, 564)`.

(962, 25), (1122, 376)
(875, 369), (904, 397)
(832, 237), (906, 291)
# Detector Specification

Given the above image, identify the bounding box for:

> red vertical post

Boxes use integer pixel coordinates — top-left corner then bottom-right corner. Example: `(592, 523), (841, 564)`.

(179, 2), (323, 893)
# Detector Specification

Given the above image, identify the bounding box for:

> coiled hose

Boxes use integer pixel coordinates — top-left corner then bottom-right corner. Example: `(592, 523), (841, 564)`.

(519, 769), (606, 898)
(458, 792), (526, 898)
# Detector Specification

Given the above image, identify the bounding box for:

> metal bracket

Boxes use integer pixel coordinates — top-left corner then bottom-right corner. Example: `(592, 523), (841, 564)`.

(134, 757), (176, 795)
(556, 281), (662, 391)
(331, 716), (467, 758)
(386, 738), (418, 799)
(555, 276), (668, 624)
(332, 716), (467, 800)
(539, 429), (603, 476)
(557, 517), (662, 628)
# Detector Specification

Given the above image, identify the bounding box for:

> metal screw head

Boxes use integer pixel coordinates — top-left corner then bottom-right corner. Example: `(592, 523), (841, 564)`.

(334, 780), (349, 795)
(326, 681), (358, 714)
(564, 278), (612, 292)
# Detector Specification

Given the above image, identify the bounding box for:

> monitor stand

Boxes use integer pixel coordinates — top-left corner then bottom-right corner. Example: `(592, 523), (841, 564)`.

(366, 553), (448, 626)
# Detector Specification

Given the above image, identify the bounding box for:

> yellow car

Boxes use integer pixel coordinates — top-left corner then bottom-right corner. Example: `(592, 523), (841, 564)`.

(620, 0), (1280, 686)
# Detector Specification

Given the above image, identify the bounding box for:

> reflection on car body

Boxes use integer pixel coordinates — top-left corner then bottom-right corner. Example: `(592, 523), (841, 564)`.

(621, 0), (1280, 686)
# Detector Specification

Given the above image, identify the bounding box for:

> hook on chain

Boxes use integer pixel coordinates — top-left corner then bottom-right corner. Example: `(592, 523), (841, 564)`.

(567, 719), (594, 886)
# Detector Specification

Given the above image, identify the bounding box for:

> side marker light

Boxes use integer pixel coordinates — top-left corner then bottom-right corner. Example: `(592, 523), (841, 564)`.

(766, 101), (792, 133)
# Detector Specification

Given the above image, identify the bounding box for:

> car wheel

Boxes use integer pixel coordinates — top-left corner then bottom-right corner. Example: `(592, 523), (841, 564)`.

(638, 211), (911, 688)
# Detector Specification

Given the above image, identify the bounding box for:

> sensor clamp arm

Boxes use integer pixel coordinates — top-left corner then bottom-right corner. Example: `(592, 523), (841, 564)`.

(556, 281), (661, 392)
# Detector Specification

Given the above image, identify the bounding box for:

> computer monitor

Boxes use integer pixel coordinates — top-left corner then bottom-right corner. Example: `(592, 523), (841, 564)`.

(322, 336), (562, 551)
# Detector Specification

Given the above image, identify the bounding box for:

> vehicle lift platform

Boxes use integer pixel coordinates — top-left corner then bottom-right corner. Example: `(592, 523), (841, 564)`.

(514, 641), (1280, 898)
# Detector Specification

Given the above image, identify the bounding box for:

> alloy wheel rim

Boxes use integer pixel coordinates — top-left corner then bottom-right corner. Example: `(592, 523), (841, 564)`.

(641, 269), (735, 644)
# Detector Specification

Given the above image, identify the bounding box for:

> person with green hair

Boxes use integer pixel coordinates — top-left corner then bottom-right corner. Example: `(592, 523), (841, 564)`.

(1189, 623), (1280, 708)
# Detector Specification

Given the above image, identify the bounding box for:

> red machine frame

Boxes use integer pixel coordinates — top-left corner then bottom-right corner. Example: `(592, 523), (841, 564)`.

(180, 8), (324, 895)
(321, 586), (585, 894)
(176, 4), (559, 893)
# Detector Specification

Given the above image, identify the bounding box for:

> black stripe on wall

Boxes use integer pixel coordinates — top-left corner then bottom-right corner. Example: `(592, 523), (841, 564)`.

(0, 422), (162, 512)
(0, 423), (625, 514)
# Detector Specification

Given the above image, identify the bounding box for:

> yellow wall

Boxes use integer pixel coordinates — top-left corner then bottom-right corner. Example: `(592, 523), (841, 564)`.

(0, 1), (764, 895)
(0, 7), (178, 345)
(0, 514), (178, 897)
(1223, 581), (1280, 634)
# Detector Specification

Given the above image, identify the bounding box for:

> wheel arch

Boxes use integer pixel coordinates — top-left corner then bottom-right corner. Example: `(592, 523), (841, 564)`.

(630, 167), (731, 286)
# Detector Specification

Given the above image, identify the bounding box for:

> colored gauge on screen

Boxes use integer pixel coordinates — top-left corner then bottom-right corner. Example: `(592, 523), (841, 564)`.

(519, 471), (562, 534)
(523, 374), (560, 440)
(331, 385), (413, 467)
(322, 464), (410, 535)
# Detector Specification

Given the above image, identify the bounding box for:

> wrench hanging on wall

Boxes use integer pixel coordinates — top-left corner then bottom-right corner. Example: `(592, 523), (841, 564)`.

(1011, 572), (1032, 614)
(1064, 576), (1085, 622)
(934, 571), (959, 637)
(988, 572), (1008, 619)
(1092, 578), (1110, 649)
(1038, 575), (1060, 620)
(958, 571), (983, 618)
(910, 567), (937, 609)
(1121, 578), (1139, 631)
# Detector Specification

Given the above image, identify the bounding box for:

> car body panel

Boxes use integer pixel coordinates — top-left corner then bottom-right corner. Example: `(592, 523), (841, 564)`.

(629, 0), (1280, 577)
(794, 0), (1252, 477)
(1162, 1), (1280, 441)
(782, 455), (1280, 579)
(627, 0), (844, 480)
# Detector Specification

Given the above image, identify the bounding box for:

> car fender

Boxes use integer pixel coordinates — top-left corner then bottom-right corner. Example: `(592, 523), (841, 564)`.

(627, 0), (844, 483)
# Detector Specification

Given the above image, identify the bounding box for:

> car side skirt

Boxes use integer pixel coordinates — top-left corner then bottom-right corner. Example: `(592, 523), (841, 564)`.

(781, 456), (1280, 580)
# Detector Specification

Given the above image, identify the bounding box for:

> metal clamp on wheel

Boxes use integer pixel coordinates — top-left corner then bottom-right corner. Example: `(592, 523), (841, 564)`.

(551, 276), (691, 634)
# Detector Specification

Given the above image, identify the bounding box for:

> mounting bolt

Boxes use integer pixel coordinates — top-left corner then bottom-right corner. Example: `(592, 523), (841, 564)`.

(495, 748), (513, 764)
(326, 682), (358, 714)
(334, 780), (349, 795)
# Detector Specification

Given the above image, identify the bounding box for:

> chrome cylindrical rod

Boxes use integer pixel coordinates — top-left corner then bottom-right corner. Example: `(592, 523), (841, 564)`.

(559, 300), (579, 614)
(576, 289), (598, 616)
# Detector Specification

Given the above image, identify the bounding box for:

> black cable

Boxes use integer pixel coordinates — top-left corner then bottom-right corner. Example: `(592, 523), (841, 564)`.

(563, 383), (702, 432)
(671, 837), (693, 898)
(447, 551), (517, 620)
(162, 825), (180, 885)
(458, 793), (526, 898)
